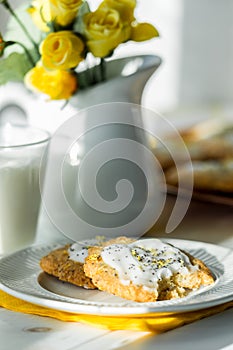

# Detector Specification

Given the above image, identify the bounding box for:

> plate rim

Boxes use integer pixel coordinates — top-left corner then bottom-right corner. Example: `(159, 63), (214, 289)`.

(0, 238), (233, 316)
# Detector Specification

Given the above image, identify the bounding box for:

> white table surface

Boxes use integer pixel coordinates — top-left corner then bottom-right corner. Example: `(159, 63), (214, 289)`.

(1, 195), (233, 350)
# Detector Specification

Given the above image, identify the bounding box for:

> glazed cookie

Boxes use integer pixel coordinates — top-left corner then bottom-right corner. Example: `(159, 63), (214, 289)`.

(84, 238), (214, 302)
(40, 236), (134, 289)
(40, 243), (96, 289)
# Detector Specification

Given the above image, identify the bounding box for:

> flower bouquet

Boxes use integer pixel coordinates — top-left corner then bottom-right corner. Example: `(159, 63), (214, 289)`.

(0, 0), (159, 100)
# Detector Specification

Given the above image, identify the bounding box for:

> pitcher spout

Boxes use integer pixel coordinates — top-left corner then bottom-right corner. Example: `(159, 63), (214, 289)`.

(120, 55), (162, 104)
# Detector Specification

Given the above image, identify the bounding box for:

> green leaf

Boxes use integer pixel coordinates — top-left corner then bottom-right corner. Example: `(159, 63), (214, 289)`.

(0, 51), (32, 85)
(73, 1), (90, 34)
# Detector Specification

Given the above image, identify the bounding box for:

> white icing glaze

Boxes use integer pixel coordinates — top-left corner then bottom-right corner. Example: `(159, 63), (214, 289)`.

(101, 239), (198, 290)
(68, 244), (88, 263)
(68, 239), (100, 263)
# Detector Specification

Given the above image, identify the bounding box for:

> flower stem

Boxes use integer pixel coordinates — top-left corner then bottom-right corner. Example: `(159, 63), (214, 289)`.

(1, 0), (39, 58)
(84, 60), (94, 86)
(100, 58), (106, 82)
(15, 41), (35, 67)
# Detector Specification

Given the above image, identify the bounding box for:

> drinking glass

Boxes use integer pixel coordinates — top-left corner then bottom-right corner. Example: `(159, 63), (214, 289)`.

(0, 124), (49, 254)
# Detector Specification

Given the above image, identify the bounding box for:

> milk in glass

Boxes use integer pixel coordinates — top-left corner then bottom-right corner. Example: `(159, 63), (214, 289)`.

(0, 124), (49, 254)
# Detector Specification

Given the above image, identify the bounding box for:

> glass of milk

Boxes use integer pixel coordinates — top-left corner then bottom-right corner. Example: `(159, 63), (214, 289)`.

(0, 124), (50, 255)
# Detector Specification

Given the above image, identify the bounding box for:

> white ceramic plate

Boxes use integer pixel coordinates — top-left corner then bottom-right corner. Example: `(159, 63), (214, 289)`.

(0, 239), (233, 316)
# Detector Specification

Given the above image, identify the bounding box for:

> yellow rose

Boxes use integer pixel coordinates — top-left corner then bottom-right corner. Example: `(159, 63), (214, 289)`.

(24, 63), (77, 100)
(99, 0), (136, 23)
(98, 0), (159, 44)
(28, 0), (52, 32)
(83, 8), (131, 58)
(131, 23), (159, 42)
(40, 31), (84, 70)
(54, 0), (83, 12)
(50, 0), (83, 27)
(28, 0), (83, 31)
